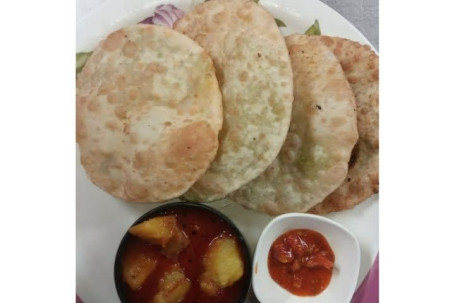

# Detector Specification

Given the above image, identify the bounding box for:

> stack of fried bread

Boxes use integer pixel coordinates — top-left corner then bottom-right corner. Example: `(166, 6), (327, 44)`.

(76, 0), (378, 215)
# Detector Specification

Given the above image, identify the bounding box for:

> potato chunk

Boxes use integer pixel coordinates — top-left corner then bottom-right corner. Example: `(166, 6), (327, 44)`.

(129, 215), (190, 258)
(153, 265), (191, 303)
(122, 250), (157, 290)
(129, 216), (179, 247)
(200, 236), (244, 296)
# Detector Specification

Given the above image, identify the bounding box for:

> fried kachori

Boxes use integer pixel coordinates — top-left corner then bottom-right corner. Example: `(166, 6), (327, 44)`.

(76, 24), (223, 202)
(230, 34), (358, 215)
(174, 0), (294, 202)
(309, 36), (379, 214)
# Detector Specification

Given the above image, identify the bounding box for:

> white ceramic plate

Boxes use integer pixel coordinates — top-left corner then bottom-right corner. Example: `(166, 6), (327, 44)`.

(76, 0), (379, 302)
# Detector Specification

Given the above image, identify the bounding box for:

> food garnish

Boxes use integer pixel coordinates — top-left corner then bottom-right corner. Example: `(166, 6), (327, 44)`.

(305, 19), (321, 35)
(275, 17), (287, 27)
(139, 4), (185, 27)
(76, 52), (91, 74)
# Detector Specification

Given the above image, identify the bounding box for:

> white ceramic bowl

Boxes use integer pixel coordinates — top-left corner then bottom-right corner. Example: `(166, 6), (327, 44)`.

(252, 213), (360, 303)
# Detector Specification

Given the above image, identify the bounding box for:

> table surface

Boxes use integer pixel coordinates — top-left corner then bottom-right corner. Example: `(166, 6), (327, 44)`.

(320, 0), (378, 50)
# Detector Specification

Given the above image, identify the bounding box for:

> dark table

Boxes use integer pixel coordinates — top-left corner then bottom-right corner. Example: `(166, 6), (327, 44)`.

(320, 0), (378, 50)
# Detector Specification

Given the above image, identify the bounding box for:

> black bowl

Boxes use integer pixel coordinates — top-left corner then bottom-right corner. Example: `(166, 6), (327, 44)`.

(114, 201), (252, 303)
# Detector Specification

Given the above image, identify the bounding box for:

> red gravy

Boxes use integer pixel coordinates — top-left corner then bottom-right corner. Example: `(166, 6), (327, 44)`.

(120, 206), (248, 303)
(268, 229), (335, 296)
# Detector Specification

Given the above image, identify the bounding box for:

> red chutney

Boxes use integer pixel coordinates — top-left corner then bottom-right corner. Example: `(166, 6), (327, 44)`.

(268, 229), (335, 296)
(120, 206), (249, 303)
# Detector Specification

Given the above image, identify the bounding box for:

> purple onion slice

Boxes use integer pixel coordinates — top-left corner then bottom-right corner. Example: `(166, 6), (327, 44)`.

(139, 4), (185, 28)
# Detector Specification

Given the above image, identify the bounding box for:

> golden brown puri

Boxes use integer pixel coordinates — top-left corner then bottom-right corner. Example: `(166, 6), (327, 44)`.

(230, 35), (358, 215)
(174, 0), (294, 202)
(309, 36), (379, 214)
(76, 24), (222, 202)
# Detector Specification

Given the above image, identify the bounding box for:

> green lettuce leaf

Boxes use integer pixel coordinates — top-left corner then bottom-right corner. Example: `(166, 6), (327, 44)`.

(275, 18), (286, 27)
(76, 52), (92, 74)
(305, 19), (321, 35)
